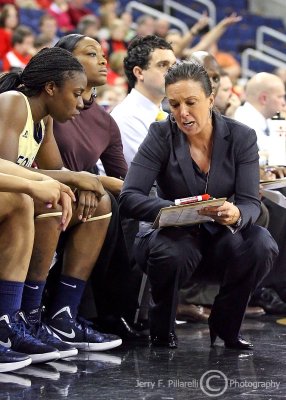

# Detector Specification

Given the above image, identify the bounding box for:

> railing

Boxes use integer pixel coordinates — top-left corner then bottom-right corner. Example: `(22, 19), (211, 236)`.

(125, 1), (189, 33)
(163, 0), (216, 28)
(241, 48), (286, 79)
(256, 26), (286, 63)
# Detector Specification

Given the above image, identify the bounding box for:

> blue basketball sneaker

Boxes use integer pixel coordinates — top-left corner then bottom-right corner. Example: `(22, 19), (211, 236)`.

(0, 313), (59, 364)
(25, 308), (78, 359)
(0, 344), (31, 373)
(47, 306), (122, 351)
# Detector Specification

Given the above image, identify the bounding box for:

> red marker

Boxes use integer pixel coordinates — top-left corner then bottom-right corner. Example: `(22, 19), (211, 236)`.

(175, 194), (211, 206)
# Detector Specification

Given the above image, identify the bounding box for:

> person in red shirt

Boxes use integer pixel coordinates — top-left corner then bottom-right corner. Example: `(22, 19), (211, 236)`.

(2, 25), (35, 72)
(106, 18), (129, 58)
(68, 0), (91, 28)
(36, 0), (52, 9)
(106, 49), (128, 92)
(48, 0), (74, 33)
(0, 4), (19, 66)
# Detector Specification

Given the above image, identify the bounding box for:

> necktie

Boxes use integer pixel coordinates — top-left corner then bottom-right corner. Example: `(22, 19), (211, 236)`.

(264, 122), (270, 136)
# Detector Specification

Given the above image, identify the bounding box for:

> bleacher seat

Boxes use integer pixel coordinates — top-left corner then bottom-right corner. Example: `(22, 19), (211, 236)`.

(121, 0), (162, 9)
(248, 59), (276, 73)
(18, 8), (45, 35)
(118, 0), (285, 75)
(86, 1), (100, 15)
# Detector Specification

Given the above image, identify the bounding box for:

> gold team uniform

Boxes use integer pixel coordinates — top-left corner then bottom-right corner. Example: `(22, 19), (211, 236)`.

(17, 93), (45, 167)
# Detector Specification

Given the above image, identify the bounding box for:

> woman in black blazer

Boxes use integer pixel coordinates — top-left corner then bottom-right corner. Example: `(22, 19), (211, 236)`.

(119, 61), (278, 349)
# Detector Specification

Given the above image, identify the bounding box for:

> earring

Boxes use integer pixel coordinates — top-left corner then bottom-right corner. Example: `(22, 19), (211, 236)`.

(170, 113), (176, 123)
(208, 107), (213, 119)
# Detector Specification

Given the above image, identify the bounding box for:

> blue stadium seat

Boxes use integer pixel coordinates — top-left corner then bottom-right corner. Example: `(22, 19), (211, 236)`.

(86, 1), (100, 15)
(18, 8), (45, 34)
(213, 0), (247, 11)
(119, 0), (286, 75)
(249, 59), (275, 73)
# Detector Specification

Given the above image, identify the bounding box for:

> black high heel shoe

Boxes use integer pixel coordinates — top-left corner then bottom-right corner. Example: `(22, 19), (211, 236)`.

(209, 325), (217, 347)
(149, 331), (178, 349)
(209, 325), (253, 350)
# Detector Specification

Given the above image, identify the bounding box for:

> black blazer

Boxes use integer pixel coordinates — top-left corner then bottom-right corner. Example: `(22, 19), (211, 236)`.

(119, 112), (260, 231)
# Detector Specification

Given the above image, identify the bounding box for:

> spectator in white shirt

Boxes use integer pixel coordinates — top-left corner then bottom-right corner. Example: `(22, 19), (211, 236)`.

(235, 72), (286, 315)
(234, 72), (286, 158)
(111, 35), (176, 167)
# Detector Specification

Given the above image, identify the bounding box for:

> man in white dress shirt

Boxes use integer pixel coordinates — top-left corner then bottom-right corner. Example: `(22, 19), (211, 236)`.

(235, 72), (286, 314)
(111, 35), (176, 167)
(234, 72), (286, 160)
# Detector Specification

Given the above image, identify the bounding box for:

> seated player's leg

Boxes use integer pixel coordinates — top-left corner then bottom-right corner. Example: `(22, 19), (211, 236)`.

(0, 193), (58, 368)
(47, 193), (122, 351)
(21, 200), (78, 360)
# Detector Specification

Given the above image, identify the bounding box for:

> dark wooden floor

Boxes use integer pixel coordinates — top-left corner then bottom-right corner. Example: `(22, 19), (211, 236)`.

(1, 316), (286, 399)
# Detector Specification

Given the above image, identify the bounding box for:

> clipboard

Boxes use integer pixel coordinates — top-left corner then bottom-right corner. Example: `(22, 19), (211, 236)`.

(153, 197), (226, 228)
(260, 177), (286, 190)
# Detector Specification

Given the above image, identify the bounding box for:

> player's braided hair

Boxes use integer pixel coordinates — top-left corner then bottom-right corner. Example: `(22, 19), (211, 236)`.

(0, 47), (85, 96)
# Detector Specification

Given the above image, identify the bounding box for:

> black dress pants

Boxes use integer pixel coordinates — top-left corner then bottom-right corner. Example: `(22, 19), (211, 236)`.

(134, 224), (278, 340)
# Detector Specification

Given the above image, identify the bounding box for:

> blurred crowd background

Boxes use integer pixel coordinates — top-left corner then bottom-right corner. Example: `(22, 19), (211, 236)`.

(0, 0), (286, 113)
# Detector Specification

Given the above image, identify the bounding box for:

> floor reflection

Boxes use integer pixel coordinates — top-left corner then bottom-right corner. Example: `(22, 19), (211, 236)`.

(1, 316), (286, 399)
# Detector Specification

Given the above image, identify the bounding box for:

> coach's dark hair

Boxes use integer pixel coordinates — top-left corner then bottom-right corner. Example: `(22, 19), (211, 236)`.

(165, 61), (212, 97)
(124, 35), (173, 89)
(55, 33), (87, 53)
(0, 47), (85, 97)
